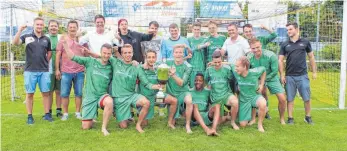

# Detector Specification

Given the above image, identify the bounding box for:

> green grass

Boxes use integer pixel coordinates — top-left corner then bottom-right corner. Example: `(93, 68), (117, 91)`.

(1, 72), (347, 151)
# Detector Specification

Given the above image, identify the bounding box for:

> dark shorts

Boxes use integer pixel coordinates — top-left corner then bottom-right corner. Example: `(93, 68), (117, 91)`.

(285, 74), (311, 102)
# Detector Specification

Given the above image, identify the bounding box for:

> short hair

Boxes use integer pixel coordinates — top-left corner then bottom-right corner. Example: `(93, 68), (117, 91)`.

(193, 22), (201, 28)
(48, 19), (59, 27)
(212, 50), (222, 59)
(94, 14), (105, 22)
(149, 21), (159, 28)
(169, 23), (179, 29)
(195, 72), (204, 79)
(100, 43), (112, 51)
(121, 44), (133, 52)
(243, 24), (253, 30)
(237, 56), (250, 70)
(248, 38), (261, 46)
(227, 23), (238, 29)
(208, 20), (218, 26)
(67, 20), (79, 28)
(286, 22), (298, 29)
(173, 44), (185, 52)
(146, 50), (157, 56)
(33, 17), (44, 22)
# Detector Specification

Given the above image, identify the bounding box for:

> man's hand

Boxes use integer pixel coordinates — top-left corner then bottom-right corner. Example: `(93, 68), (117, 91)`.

(55, 70), (61, 80)
(19, 25), (27, 32)
(115, 31), (121, 40)
(186, 53), (192, 59)
(312, 72), (317, 80)
(132, 60), (139, 66)
(151, 84), (162, 90)
(207, 62), (214, 67)
(257, 84), (264, 93)
(281, 76), (286, 85)
(169, 66), (176, 76)
(204, 42), (211, 47)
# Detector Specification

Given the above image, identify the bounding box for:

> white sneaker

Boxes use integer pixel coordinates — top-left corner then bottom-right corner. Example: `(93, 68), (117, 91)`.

(61, 114), (69, 121)
(75, 113), (82, 120)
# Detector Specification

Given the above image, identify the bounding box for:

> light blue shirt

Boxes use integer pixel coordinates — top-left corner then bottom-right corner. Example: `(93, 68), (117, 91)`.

(161, 36), (191, 59)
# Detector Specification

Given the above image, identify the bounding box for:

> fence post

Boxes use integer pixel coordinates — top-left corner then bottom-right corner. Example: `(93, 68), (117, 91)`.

(339, 1), (347, 109)
(10, 4), (16, 101)
(315, 2), (320, 51)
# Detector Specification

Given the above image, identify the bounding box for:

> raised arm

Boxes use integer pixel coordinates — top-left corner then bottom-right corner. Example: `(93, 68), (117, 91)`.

(12, 25), (27, 45)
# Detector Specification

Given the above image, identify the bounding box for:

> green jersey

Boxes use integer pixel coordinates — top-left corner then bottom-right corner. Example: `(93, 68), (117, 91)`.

(166, 60), (192, 97)
(190, 88), (210, 112)
(257, 32), (277, 49)
(109, 57), (153, 98)
(248, 50), (279, 82)
(205, 65), (233, 103)
(206, 35), (226, 63)
(72, 56), (112, 102)
(138, 65), (158, 98)
(232, 66), (265, 103)
(188, 36), (207, 72)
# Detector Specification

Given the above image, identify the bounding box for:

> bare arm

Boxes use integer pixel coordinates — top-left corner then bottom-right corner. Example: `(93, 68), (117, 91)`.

(258, 71), (266, 93)
(308, 52), (317, 79)
(12, 25), (27, 45)
(278, 55), (286, 84)
(55, 50), (62, 80)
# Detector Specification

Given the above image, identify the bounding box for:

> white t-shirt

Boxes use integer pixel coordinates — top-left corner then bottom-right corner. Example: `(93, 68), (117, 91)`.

(79, 30), (123, 55)
(222, 35), (250, 65)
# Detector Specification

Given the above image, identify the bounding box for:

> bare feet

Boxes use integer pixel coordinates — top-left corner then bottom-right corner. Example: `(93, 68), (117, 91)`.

(168, 123), (176, 129)
(206, 129), (214, 136)
(186, 125), (193, 134)
(280, 119), (286, 125)
(258, 124), (265, 133)
(101, 128), (110, 136)
(136, 124), (145, 133)
(231, 122), (240, 130)
(211, 129), (220, 136)
(248, 120), (256, 126)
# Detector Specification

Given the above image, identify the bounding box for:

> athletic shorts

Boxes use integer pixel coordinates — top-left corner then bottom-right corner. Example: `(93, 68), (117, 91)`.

(285, 74), (311, 102)
(114, 94), (144, 122)
(81, 94), (111, 120)
(239, 95), (263, 122)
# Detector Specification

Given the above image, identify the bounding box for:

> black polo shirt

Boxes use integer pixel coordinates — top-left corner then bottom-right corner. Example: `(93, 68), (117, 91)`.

(279, 38), (312, 76)
(20, 31), (51, 72)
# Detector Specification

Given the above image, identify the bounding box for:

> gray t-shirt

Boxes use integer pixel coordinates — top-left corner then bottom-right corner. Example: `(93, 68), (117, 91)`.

(20, 32), (51, 72)
(141, 36), (162, 62)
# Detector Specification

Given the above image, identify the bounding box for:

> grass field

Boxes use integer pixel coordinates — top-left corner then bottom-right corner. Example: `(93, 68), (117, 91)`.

(1, 72), (347, 151)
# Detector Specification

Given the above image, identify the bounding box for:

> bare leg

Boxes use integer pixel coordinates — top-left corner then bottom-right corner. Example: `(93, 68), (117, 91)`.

(276, 93), (286, 124)
(184, 94), (193, 134)
(62, 97), (70, 114)
(42, 92), (50, 113)
(248, 108), (256, 126)
(227, 95), (239, 130)
(55, 90), (62, 109)
(164, 95), (177, 129)
(75, 96), (82, 113)
(304, 100), (311, 117)
(26, 93), (34, 114)
(257, 97), (267, 133)
(193, 105), (213, 136)
(119, 121), (128, 129)
(210, 104), (220, 132)
(82, 121), (93, 130)
(101, 96), (113, 136)
(287, 101), (294, 118)
(136, 97), (150, 133)
(49, 91), (53, 112)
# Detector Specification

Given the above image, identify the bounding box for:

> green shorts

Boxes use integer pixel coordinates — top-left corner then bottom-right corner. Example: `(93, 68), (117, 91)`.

(239, 95), (263, 122)
(114, 94), (143, 122)
(81, 94), (110, 120)
(169, 92), (191, 119)
(266, 79), (285, 94)
(192, 111), (212, 126)
(50, 74), (61, 91)
(211, 93), (234, 117)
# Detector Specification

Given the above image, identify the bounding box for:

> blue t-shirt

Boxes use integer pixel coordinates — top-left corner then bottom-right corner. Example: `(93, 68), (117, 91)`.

(161, 36), (191, 60)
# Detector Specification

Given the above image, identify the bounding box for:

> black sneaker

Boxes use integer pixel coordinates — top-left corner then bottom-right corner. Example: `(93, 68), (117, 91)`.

(287, 117), (294, 125)
(304, 116), (314, 125)
(56, 110), (63, 117)
(265, 112), (271, 119)
(27, 116), (34, 125)
(43, 113), (53, 122)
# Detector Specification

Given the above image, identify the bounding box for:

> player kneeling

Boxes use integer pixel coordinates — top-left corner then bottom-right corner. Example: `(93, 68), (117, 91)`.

(62, 36), (114, 136)
(232, 56), (267, 132)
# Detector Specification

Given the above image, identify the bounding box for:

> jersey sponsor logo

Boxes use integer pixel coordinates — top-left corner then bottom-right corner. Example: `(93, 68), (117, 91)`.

(286, 44), (291, 48)
(210, 77), (227, 84)
(299, 43), (305, 47)
(194, 100), (207, 105)
(25, 37), (35, 45)
(238, 81), (256, 86)
(93, 70), (110, 79)
(114, 71), (134, 78)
